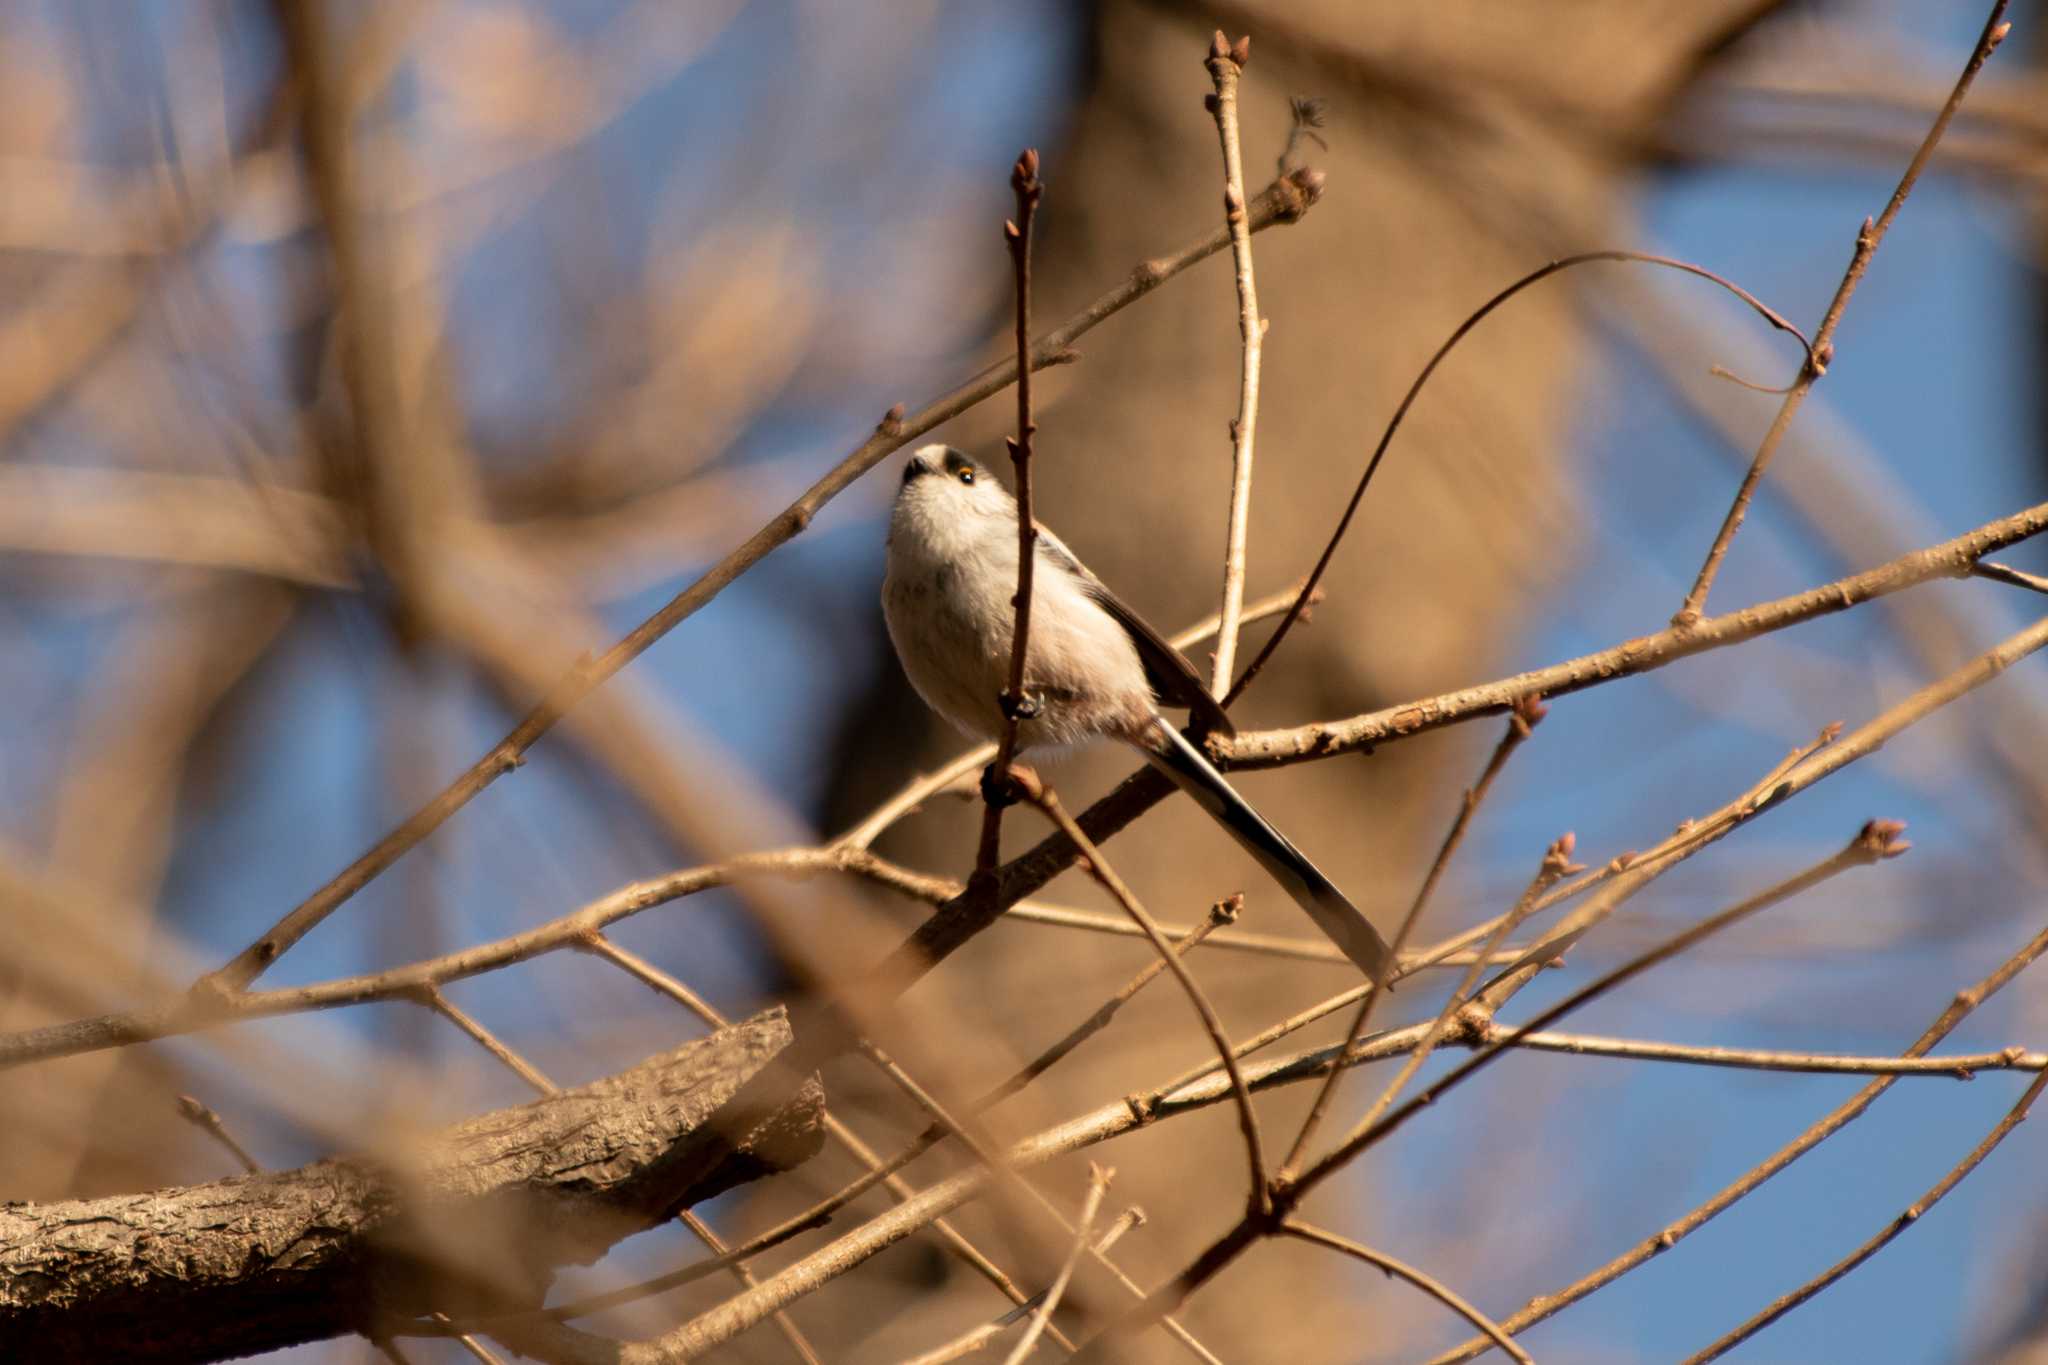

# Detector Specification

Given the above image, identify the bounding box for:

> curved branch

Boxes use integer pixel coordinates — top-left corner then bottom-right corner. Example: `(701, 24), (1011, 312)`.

(1281, 1221), (1532, 1365)
(1225, 249), (1814, 704)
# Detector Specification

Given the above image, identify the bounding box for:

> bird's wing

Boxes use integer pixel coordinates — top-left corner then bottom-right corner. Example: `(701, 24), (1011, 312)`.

(1034, 522), (1234, 738)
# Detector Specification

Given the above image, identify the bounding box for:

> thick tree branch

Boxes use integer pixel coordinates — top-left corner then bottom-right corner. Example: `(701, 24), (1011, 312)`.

(0, 1011), (824, 1364)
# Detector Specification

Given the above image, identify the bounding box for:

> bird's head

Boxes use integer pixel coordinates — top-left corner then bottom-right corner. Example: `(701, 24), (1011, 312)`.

(895, 444), (1014, 523)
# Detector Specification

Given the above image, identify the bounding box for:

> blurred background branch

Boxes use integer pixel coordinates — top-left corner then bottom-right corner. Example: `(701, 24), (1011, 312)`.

(1, 2), (2045, 1363)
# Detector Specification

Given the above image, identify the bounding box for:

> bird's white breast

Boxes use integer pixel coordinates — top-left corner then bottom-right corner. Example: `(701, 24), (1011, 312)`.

(883, 485), (1152, 748)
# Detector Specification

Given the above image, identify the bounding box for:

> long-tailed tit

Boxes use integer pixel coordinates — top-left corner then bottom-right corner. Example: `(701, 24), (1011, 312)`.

(882, 443), (1391, 978)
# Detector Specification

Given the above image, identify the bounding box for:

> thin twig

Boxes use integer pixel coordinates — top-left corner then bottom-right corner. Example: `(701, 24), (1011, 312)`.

(1973, 558), (2048, 596)
(1281, 698), (1545, 1175)
(676, 1211), (823, 1365)
(1282, 1221), (1533, 1365)
(1486, 614), (2048, 990)
(1458, 722), (1842, 958)
(1316, 823), (1910, 1178)
(1066, 826), (1909, 1362)
(581, 933), (1071, 1349)
(1142, 905), (1556, 1105)
(1155, 719), (1845, 1107)
(994, 1208), (1148, 1328)
(1204, 31), (1264, 691)
(1226, 248), (1815, 704)
(1682, 1065), (2048, 1364)
(985, 895), (1243, 1110)
(561, 912), (1232, 1323)
(1506, 1031), (2045, 1078)
(1222, 510), (2048, 770)
(585, 930), (1224, 1363)
(895, 1211), (1156, 1365)
(1674, 2), (2011, 624)
(999, 1166), (1112, 1365)
(1426, 916), (2048, 1363)
(847, 1032), (1086, 1273)
(173, 1094), (260, 1175)
(974, 148), (1046, 883)
(420, 987), (554, 1096)
(1019, 776), (1270, 1217)
(1004, 901), (1521, 966)
(630, 1010), (1521, 1362)
(900, 1325), (1005, 1365)
(1342, 835), (1582, 1160)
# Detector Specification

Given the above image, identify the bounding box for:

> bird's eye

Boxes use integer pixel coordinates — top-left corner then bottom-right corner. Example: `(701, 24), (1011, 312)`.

(956, 466), (975, 485)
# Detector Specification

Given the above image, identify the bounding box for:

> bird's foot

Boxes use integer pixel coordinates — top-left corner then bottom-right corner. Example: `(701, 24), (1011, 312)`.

(979, 760), (1041, 808)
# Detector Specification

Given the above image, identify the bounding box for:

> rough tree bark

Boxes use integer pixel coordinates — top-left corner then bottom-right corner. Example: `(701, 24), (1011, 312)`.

(0, 1009), (824, 1364)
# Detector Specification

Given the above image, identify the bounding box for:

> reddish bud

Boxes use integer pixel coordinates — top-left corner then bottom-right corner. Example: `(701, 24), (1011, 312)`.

(1857, 818), (1911, 859)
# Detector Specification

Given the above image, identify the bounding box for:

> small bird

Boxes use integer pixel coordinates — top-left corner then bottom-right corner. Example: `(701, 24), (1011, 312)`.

(882, 442), (1391, 978)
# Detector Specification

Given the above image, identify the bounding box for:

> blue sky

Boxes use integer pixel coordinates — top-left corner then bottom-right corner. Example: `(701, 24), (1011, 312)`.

(8, 4), (2040, 1361)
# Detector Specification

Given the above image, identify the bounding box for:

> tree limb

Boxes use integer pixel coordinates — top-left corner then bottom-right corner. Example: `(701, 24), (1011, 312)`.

(0, 1010), (824, 1364)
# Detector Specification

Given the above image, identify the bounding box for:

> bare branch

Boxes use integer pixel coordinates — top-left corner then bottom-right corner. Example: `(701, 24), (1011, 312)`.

(1068, 825), (1908, 1362)
(886, 500), (2048, 990)
(1675, 2), (2012, 623)
(172, 1093), (261, 1175)
(1282, 1221), (1533, 1365)
(1204, 32), (1265, 691)
(1224, 505), (2048, 770)
(1227, 249), (1815, 704)
(1019, 777), (1270, 1216)
(581, 934), (1068, 1349)
(0, 1013), (825, 1364)
(974, 148), (1048, 883)
(1342, 834), (1582, 1161)
(1506, 1032), (2046, 1079)
(1974, 558), (2048, 596)
(999, 1165), (1112, 1365)
(1426, 914), (2048, 1363)
(1682, 1067), (2048, 1363)
(1308, 823), (1911, 1190)
(188, 165), (1330, 1000)
(614, 1017), (1472, 1362)
(1281, 699), (1546, 1176)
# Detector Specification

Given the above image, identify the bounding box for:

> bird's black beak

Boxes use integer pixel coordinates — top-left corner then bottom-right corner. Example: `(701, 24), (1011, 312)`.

(901, 459), (932, 485)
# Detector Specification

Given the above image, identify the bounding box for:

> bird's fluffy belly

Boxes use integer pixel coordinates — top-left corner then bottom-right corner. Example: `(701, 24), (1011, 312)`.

(883, 558), (1152, 749)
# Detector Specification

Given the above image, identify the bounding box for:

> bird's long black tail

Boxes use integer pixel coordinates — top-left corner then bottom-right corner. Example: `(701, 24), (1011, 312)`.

(1136, 717), (1391, 979)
